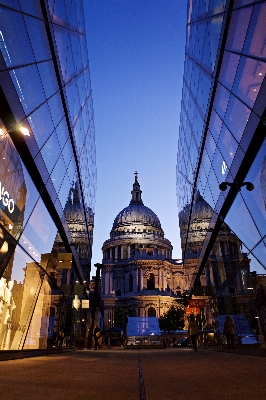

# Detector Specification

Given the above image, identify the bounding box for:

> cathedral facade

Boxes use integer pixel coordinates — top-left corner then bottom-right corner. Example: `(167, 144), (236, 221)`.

(101, 174), (184, 330)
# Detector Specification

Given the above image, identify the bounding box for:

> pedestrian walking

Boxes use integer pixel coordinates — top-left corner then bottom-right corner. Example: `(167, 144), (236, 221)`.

(188, 314), (198, 351)
(223, 316), (235, 349)
(93, 325), (101, 350)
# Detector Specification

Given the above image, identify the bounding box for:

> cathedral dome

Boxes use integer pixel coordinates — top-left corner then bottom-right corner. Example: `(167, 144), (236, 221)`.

(110, 173), (164, 236)
(112, 203), (161, 230)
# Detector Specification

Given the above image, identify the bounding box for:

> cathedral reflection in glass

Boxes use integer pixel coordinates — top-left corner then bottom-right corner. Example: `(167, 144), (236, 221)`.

(0, 1), (96, 350)
(177, 0), (266, 343)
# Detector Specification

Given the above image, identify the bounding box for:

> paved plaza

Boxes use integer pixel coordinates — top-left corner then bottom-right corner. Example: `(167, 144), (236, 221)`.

(0, 348), (266, 400)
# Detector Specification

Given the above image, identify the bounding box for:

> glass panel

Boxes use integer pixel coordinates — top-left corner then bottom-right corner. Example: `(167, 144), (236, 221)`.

(194, 20), (206, 64)
(37, 61), (59, 100)
(62, 138), (73, 168)
(198, 163), (207, 189)
(208, 110), (222, 142)
(50, 155), (66, 193)
(241, 140), (266, 238)
(52, 0), (67, 25)
(47, 93), (64, 127)
(203, 182), (215, 209)
(20, 165), (40, 229)
(0, 1), (20, 10)
(0, 135), (27, 241)
(232, 57), (266, 109)
(234, 0), (255, 7)
(219, 51), (240, 91)
(24, 16), (51, 62)
(24, 278), (51, 350)
(208, 0), (226, 15)
(40, 132), (61, 174)
(28, 103), (54, 152)
(213, 83), (230, 119)
(202, 149), (212, 177)
(226, 7), (252, 53)
(225, 194), (262, 250)
(207, 167), (220, 205)
(217, 126), (238, 171)
(209, 15), (224, 72)
(67, 157), (77, 184)
(55, 118), (68, 151)
(224, 95), (251, 143)
(10, 65), (46, 115)
(205, 131), (217, 160)
(249, 244), (266, 273)
(58, 174), (71, 210)
(19, 0), (43, 17)
(197, 68), (212, 115)
(192, 106), (204, 146)
(243, 3), (266, 59)
(251, 238), (266, 270)
(0, 9), (34, 68)
(19, 198), (57, 257)
(0, 245), (46, 350)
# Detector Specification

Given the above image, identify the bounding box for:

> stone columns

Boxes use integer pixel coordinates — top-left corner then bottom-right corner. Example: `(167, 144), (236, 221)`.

(135, 267), (139, 292)
(127, 245), (130, 259)
(133, 269), (137, 292)
(115, 246), (118, 260)
(139, 268), (143, 291)
(162, 269), (165, 291)
(121, 245), (124, 260)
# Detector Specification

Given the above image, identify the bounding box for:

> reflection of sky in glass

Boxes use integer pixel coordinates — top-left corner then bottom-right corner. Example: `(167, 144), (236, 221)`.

(11, 245), (34, 284)
(19, 198), (58, 259)
(251, 237), (266, 271)
(241, 140), (266, 238)
(248, 248), (266, 274)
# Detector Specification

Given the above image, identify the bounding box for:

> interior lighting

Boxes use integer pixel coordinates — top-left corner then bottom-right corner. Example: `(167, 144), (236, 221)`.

(8, 224), (13, 229)
(255, 316), (259, 319)
(258, 72), (263, 76)
(19, 126), (30, 136)
(0, 128), (6, 136)
(0, 241), (8, 253)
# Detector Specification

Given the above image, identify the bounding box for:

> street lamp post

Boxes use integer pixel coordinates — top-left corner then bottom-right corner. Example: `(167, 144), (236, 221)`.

(87, 263), (103, 349)
(109, 316), (111, 349)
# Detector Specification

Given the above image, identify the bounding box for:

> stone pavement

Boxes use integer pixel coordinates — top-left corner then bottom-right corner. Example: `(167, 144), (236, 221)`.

(0, 347), (266, 400)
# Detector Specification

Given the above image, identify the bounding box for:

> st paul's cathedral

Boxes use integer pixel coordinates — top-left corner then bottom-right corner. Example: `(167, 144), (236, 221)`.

(101, 173), (184, 330)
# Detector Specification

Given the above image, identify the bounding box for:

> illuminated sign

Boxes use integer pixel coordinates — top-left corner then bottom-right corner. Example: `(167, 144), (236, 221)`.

(0, 182), (14, 213)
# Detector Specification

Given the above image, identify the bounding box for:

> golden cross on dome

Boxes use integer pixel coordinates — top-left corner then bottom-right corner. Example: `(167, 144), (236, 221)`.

(134, 171), (138, 178)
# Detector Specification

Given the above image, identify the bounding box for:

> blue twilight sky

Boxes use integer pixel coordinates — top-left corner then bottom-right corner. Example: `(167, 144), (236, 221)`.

(84, 1), (187, 276)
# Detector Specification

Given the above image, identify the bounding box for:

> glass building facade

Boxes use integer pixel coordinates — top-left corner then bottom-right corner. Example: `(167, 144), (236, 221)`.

(0, 1), (96, 350)
(177, 0), (266, 343)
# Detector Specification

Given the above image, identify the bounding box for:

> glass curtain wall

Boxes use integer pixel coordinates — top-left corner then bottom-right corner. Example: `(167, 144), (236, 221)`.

(0, 0), (96, 350)
(177, 0), (266, 347)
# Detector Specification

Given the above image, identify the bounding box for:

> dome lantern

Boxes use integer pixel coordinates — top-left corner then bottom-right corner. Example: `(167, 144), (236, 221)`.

(130, 171), (143, 205)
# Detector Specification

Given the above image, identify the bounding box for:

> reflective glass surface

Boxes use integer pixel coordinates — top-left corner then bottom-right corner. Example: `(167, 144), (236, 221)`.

(177, 0), (266, 291)
(0, 1), (96, 350)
